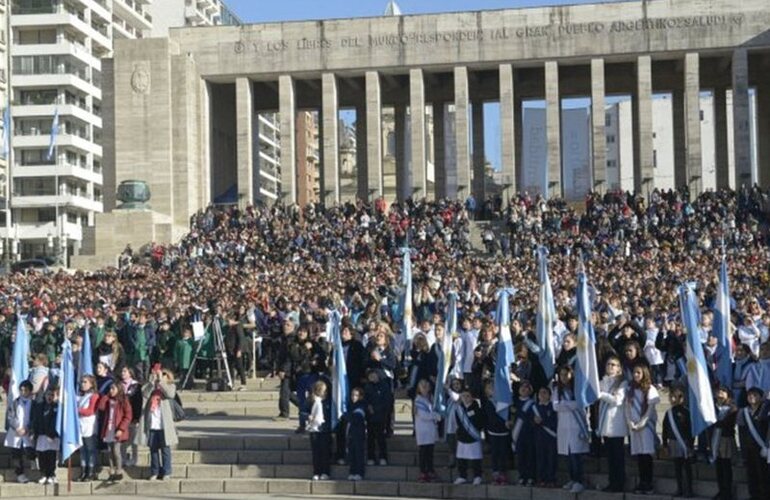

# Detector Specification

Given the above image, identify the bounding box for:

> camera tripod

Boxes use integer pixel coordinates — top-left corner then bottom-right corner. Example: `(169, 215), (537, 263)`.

(181, 314), (233, 391)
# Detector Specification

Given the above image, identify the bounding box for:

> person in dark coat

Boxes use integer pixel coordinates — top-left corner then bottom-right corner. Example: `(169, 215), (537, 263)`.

(364, 369), (393, 464)
(224, 314), (247, 388)
(31, 388), (59, 484)
(345, 387), (367, 480)
(662, 385), (694, 498)
(738, 386), (770, 500)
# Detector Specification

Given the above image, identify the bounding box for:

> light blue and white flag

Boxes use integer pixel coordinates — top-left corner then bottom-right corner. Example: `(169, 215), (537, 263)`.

(712, 256), (733, 389)
(2, 106), (10, 159)
(8, 316), (30, 408)
(494, 288), (516, 419)
(574, 268), (600, 408)
(57, 337), (82, 461)
(79, 325), (93, 377)
(679, 283), (717, 437)
(434, 292), (457, 414)
(400, 247), (413, 344)
(328, 310), (347, 430)
(535, 247), (557, 379)
(46, 108), (59, 162)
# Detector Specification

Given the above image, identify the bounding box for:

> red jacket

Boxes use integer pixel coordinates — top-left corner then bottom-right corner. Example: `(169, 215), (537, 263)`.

(97, 395), (132, 442)
(78, 392), (100, 417)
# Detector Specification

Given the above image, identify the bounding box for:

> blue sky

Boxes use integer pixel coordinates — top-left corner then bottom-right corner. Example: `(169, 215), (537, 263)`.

(226, 0), (614, 24)
(225, 0), (619, 169)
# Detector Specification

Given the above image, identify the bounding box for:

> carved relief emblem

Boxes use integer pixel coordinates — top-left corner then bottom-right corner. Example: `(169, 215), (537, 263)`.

(131, 63), (151, 94)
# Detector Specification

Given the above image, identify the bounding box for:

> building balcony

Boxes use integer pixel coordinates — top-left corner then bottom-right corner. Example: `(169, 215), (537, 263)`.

(13, 133), (102, 157)
(12, 74), (100, 100)
(13, 103), (102, 129)
(0, 221), (84, 242)
(12, 40), (100, 71)
(12, 193), (102, 213)
(12, 163), (103, 185)
(113, 0), (152, 32)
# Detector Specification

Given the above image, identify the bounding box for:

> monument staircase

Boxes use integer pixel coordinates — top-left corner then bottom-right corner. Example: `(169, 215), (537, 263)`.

(0, 374), (753, 499)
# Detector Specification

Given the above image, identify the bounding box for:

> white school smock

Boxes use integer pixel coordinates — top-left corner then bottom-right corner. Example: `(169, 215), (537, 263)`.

(552, 386), (590, 455)
(626, 385), (660, 455)
(4, 398), (33, 449)
(643, 328), (664, 366)
(598, 376), (629, 438)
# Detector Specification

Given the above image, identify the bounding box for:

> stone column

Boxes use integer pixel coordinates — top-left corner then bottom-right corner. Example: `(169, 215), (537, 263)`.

(433, 102), (446, 199)
(684, 53), (702, 196)
(356, 105), (368, 201)
(410, 68), (426, 199)
(279, 75), (296, 204)
(672, 89), (687, 189)
(545, 61), (561, 198)
(322, 73), (339, 206)
(365, 71), (383, 198)
(758, 81), (770, 188)
(472, 101), (485, 204)
(633, 55), (654, 194)
(454, 66), (470, 200)
(590, 59), (607, 194)
(499, 63), (516, 201)
(395, 105), (409, 201)
(235, 77), (254, 208)
(713, 87), (730, 189)
(732, 48), (752, 187)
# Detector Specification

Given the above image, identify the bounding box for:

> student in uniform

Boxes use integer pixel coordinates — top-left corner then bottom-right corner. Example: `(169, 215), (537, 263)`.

(4, 380), (35, 484)
(625, 363), (660, 495)
(737, 386), (770, 500)
(444, 378), (463, 469)
(453, 387), (485, 486)
(345, 387), (367, 481)
(31, 388), (59, 485)
(553, 365), (589, 493)
(662, 386), (694, 498)
(597, 355), (628, 492)
(711, 385), (738, 500)
(511, 380), (536, 486)
(532, 386), (557, 487)
(414, 379), (440, 483)
(481, 379), (511, 485)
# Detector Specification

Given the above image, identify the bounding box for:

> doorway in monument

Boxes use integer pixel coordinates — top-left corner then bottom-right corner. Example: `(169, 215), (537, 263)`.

(209, 82), (238, 206)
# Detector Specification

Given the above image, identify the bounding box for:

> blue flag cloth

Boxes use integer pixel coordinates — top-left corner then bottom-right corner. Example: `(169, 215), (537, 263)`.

(679, 283), (717, 437)
(46, 108), (59, 162)
(79, 326), (93, 377)
(575, 270), (600, 408)
(434, 292), (457, 414)
(494, 288), (516, 419)
(8, 316), (30, 407)
(2, 106), (10, 159)
(57, 338), (82, 461)
(535, 247), (557, 380)
(712, 257), (733, 389)
(329, 310), (347, 430)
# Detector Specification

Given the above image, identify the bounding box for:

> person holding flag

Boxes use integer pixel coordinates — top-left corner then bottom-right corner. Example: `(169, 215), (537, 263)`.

(5, 316), (34, 484)
(553, 364), (589, 493)
(712, 254), (733, 391)
(54, 336), (82, 489)
(535, 247), (557, 381)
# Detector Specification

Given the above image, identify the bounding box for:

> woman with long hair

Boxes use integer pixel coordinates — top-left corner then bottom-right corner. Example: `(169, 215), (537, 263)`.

(625, 363), (660, 494)
(553, 365), (590, 493)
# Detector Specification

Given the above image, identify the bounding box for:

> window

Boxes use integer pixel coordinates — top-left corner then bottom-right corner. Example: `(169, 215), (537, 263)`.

(606, 160), (617, 169)
(653, 150), (658, 168)
(605, 113), (612, 127)
(607, 135), (616, 144)
(700, 110), (704, 121)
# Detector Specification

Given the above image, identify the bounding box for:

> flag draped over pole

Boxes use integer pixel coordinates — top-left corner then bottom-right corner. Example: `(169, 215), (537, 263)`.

(434, 291), (457, 414)
(46, 108), (60, 162)
(679, 283), (717, 437)
(400, 247), (413, 346)
(574, 267), (600, 408)
(79, 325), (93, 377)
(329, 310), (347, 430)
(57, 338), (82, 461)
(494, 288), (516, 419)
(712, 256), (733, 389)
(8, 316), (30, 408)
(535, 246), (557, 380)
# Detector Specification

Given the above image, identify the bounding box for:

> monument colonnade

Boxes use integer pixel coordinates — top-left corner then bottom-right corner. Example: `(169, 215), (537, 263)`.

(233, 50), (760, 208)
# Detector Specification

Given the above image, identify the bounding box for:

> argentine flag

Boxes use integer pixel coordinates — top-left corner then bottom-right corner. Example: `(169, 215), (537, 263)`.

(434, 292), (457, 414)
(8, 316), (30, 407)
(79, 325), (94, 377)
(574, 269), (600, 408)
(535, 247), (557, 379)
(46, 108), (60, 162)
(494, 288), (516, 419)
(679, 283), (717, 437)
(328, 310), (347, 430)
(57, 338), (82, 461)
(400, 247), (413, 345)
(712, 256), (733, 389)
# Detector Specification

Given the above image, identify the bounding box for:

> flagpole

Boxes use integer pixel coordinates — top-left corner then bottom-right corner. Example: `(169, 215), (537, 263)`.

(4, 5), (13, 269)
(67, 457), (72, 493)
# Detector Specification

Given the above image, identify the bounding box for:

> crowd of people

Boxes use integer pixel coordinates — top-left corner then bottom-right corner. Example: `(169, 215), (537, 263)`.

(0, 185), (769, 499)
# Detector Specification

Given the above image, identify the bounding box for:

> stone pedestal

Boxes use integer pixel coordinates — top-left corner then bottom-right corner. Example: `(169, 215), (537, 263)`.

(71, 210), (183, 270)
